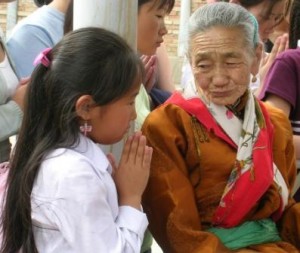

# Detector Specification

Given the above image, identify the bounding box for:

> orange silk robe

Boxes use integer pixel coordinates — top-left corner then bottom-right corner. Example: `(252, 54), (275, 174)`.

(142, 102), (300, 253)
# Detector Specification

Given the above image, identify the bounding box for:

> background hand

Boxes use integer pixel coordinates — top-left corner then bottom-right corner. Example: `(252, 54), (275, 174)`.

(12, 83), (28, 111)
(140, 55), (157, 93)
(259, 33), (289, 85)
(19, 76), (31, 86)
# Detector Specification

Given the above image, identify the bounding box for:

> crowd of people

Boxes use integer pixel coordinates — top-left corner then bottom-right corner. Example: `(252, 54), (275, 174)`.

(0, 0), (299, 252)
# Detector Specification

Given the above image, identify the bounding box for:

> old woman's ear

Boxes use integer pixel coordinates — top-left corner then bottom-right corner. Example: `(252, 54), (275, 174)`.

(250, 42), (263, 77)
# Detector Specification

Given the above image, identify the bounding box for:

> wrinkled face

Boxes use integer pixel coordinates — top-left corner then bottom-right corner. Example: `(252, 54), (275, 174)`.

(137, 0), (168, 55)
(88, 78), (141, 145)
(247, 1), (284, 42)
(190, 26), (258, 106)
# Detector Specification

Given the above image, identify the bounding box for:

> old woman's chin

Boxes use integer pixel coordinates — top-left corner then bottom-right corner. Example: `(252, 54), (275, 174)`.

(210, 91), (245, 106)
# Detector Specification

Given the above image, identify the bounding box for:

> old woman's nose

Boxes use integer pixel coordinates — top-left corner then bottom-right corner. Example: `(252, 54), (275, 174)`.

(212, 67), (229, 87)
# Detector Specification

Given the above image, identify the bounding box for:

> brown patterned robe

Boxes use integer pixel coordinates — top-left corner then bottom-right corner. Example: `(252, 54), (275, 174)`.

(142, 99), (300, 253)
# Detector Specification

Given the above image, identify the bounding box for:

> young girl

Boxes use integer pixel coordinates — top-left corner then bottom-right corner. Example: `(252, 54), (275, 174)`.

(1, 27), (153, 253)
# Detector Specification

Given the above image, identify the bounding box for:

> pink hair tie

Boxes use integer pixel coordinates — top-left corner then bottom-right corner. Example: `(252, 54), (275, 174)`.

(33, 48), (52, 67)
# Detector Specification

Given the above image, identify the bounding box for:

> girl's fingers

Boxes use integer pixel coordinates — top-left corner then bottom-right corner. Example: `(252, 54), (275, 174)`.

(135, 135), (147, 164)
(283, 33), (289, 51)
(119, 135), (133, 164)
(127, 133), (141, 162)
(143, 146), (153, 169)
(140, 55), (148, 63)
(268, 36), (281, 63)
(277, 34), (288, 55)
(145, 66), (154, 83)
(143, 55), (156, 68)
(268, 34), (288, 64)
(148, 65), (157, 88)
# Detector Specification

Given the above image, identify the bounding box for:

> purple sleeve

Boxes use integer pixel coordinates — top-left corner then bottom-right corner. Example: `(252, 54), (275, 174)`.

(259, 58), (297, 109)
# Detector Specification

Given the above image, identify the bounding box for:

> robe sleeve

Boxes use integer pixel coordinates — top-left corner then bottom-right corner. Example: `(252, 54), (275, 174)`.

(267, 104), (300, 249)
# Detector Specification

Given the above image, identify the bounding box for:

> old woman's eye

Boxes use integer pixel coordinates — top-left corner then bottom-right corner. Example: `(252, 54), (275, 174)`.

(226, 62), (240, 67)
(198, 64), (210, 69)
(196, 60), (212, 70)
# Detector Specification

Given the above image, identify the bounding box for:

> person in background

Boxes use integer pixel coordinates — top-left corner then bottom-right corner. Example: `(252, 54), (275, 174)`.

(137, 0), (175, 111)
(259, 0), (300, 201)
(266, 0), (292, 52)
(137, 1), (175, 251)
(6, 0), (71, 78)
(1, 27), (153, 253)
(0, 0), (27, 163)
(142, 3), (300, 252)
(230, 0), (289, 90)
(268, 0), (300, 50)
(230, 0), (285, 44)
(129, 0), (174, 130)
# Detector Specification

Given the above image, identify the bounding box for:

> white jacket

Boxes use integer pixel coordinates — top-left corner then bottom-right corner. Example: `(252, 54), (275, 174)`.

(31, 135), (148, 253)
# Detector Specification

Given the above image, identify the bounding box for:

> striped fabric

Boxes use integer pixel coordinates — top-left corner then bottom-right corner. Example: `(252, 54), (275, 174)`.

(291, 120), (300, 135)
(293, 161), (300, 202)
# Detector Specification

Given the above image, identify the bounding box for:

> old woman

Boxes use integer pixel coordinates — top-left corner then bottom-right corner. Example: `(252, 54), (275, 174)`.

(142, 3), (300, 253)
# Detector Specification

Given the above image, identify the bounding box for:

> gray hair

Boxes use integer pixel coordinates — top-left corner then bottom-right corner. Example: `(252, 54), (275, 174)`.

(187, 3), (259, 55)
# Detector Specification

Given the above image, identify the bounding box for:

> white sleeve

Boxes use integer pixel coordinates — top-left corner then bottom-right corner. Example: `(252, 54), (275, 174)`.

(32, 159), (148, 253)
(0, 100), (22, 141)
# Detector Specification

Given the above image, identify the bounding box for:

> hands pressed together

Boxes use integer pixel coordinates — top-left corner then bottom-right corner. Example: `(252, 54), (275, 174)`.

(107, 132), (153, 210)
(140, 55), (157, 93)
(259, 33), (289, 86)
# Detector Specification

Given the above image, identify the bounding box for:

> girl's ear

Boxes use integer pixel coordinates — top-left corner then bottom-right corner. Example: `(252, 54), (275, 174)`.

(250, 42), (263, 77)
(75, 95), (95, 120)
